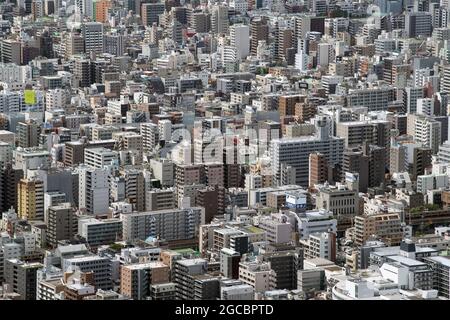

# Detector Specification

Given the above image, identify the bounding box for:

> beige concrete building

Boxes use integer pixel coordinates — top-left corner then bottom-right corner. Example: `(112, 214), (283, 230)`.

(238, 260), (271, 293)
(17, 178), (44, 221)
(316, 183), (360, 232)
(120, 262), (170, 300)
(354, 212), (403, 246)
(266, 191), (287, 209)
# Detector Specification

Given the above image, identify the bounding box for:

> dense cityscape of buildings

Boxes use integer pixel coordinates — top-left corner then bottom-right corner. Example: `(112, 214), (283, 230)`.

(1, 0), (450, 301)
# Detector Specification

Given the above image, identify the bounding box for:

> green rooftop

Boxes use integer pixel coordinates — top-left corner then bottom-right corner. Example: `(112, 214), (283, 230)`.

(243, 226), (265, 234)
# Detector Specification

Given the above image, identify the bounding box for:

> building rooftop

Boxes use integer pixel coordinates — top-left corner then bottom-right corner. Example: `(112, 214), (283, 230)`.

(305, 258), (335, 267)
(240, 225), (265, 234)
(56, 244), (89, 254)
(426, 256), (450, 268)
(176, 258), (208, 267)
(387, 255), (427, 267)
(65, 255), (107, 263)
(173, 248), (198, 255)
(124, 261), (168, 270)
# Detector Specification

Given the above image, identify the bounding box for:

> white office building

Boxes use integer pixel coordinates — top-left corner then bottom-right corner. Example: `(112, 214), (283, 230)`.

(270, 118), (344, 186)
(78, 165), (110, 215)
(230, 24), (250, 60)
(416, 173), (449, 194)
(63, 255), (112, 290)
(120, 207), (204, 242)
(78, 217), (123, 248)
(84, 147), (119, 169)
(292, 209), (337, 239)
(140, 122), (160, 152)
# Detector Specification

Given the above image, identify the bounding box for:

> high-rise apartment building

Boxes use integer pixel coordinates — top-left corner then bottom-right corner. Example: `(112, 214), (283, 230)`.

(64, 141), (85, 167)
(316, 183), (359, 232)
(82, 22), (104, 54)
(141, 3), (165, 26)
(342, 148), (369, 192)
(17, 121), (39, 148)
(354, 212), (403, 246)
(173, 258), (208, 300)
(196, 186), (225, 224)
(84, 147), (119, 168)
(407, 114), (442, 154)
(17, 178), (44, 221)
(150, 158), (174, 187)
(103, 33), (125, 56)
(391, 138), (432, 179)
(65, 32), (85, 57)
(95, 0), (111, 23)
(140, 122), (160, 152)
(279, 95), (304, 117)
(264, 250), (301, 290)
(63, 255), (112, 290)
(145, 189), (175, 211)
(250, 17), (269, 56)
(364, 143), (386, 189)
(78, 217), (123, 248)
(309, 152), (329, 188)
(346, 87), (397, 111)
(230, 24), (250, 61)
(336, 120), (391, 150)
(4, 259), (43, 300)
(121, 262), (170, 300)
(275, 27), (293, 61)
(47, 203), (77, 247)
(405, 11), (432, 37)
(211, 5), (229, 34)
(78, 166), (109, 215)
(74, 59), (91, 87)
(440, 65), (450, 94)
(270, 118), (344, 186)
(190, 12), (211, 33)
(121, 207), (204, 242)
(0, 165), (24, 212)
(0, 40), (21, 65)
(120, 168), (145, 212)
(303, 232), (337, 262)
